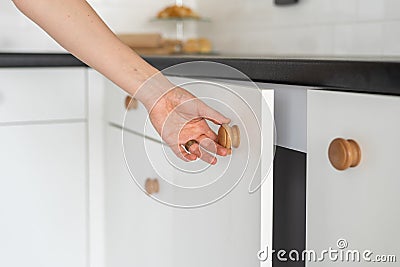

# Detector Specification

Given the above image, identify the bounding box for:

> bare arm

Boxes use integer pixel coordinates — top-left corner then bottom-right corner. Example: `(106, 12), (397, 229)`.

(13, 0), (158, 101)
(13, 0), (230, 164)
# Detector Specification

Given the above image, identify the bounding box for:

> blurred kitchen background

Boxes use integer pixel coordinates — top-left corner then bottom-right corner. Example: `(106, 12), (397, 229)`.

(1, 0), (400, 56)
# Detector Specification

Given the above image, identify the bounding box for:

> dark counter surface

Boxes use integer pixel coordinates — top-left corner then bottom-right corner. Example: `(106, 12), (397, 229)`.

(0, 53), (85, 67)
(1, 53), (400, 96)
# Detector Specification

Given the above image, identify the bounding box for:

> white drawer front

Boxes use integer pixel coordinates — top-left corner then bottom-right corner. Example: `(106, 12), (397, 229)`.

(105, 76), (275, 267)
(0, 123), (87, 267)
(307, 90), (400, 266)
(105, 76), (274, 144)
(105, 126), (174, 267)
(104, 77), (161, 141)
(106, 125), (271, 267)
(0, 68), (86, 123)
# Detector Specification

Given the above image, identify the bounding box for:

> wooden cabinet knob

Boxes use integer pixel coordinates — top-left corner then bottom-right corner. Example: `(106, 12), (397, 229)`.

(145, 178), (159, 195)
(218, 124), (240, 150)
(125, 96), (138, 110)
(328, 138), (361, 171)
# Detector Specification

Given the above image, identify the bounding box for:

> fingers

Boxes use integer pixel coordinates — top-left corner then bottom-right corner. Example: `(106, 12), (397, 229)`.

(198, 102), (231, 125)
(205, 129), (218, 141)
(185, 134), (231, 165)
(173, 133), (230, 165)
(198, 135), (229, 157)
(186, 141), (217, 165)
(171, 145), (197, 162)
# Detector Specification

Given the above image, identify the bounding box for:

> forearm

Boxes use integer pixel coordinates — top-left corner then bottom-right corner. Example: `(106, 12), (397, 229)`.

(12, 0), (231, 163)
(13, 0), (164, 103)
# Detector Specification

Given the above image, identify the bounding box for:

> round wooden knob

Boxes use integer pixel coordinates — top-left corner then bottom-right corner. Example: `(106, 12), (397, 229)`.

(145, 178), (159, 195)
(218, 124), (240, 150)
(125, 96), (138, 110)
(328, 138), (361, 171)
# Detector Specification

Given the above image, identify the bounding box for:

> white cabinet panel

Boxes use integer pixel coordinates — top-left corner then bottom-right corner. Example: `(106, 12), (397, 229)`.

(104, 78), (161, 141)
(105, 126), (270, 267)
(0, 123), (87, 267)
(307, 90), (400, 266)
(104, 76), (274, 267)
(105, 126), (174, 267)
(0, 68), (86, 123)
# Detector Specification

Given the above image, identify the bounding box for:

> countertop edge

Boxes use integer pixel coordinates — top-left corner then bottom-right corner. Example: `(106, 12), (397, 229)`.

(1, 53), (400, 96)
(0, 53), (86, 67)
(143, 56), (400, 96)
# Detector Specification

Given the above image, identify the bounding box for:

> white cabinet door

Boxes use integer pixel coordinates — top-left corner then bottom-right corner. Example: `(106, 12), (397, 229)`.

(104, 77), (274, 267)
(0, 68), (86, 123)
(105, 126), (174, 267)
(0, 123), (87, 267)
(307, 90), (400, 266)
(104, 78), (161, 141)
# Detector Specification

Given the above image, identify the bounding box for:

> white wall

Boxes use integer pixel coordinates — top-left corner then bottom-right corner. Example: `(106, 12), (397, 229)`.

(0, 1), (62, 52)
(0, 0), (196, 53)
(197, 0), (400, 56)
(1, 0), (399, 57)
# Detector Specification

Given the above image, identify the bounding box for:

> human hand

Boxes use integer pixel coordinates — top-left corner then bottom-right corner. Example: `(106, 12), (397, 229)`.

(147, 86), (231, 165)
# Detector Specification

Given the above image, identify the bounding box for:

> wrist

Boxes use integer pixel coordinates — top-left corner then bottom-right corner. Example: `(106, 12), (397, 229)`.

(133, 73), (176, 111)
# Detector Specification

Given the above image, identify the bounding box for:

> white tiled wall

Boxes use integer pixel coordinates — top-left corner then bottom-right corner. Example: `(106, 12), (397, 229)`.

(1, 0), (399, 56)
(0, 0), (196, 53)
(0, 1), (61, 52)
(197, 0), (400, 56)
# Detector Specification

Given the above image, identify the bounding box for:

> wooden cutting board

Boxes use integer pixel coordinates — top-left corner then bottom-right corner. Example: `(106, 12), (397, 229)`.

(117, 33), (163, 48)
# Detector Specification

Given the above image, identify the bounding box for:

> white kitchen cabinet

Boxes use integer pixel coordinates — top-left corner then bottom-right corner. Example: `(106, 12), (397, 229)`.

(0, 68), (86, 123)
(0, 67), (89, 267)
(104, 77), (274, 267)
(307, 90), (400, 266)
(0, 122), (87, 267)
(105, 78), (161, 141)
(105, 126), (174, 267)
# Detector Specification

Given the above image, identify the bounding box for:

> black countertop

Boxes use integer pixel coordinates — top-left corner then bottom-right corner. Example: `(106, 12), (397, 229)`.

(1, 53), (400, 96)
(0, 53), (85, 68)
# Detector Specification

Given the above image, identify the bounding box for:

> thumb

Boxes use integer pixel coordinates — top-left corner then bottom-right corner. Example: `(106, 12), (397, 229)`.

(199, 102), (231, 125)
